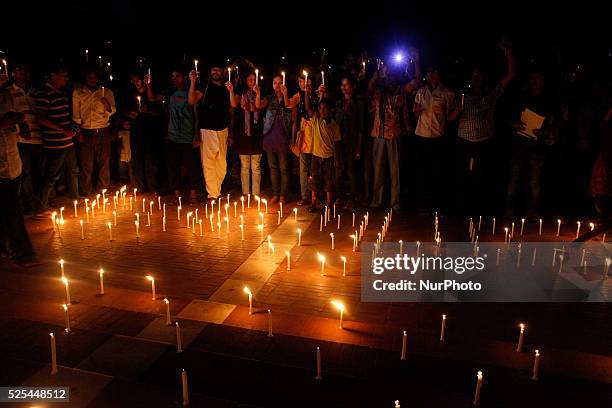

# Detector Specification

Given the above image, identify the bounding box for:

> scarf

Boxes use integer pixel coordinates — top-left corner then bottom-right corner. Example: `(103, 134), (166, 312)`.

(241, 89), (259, 137)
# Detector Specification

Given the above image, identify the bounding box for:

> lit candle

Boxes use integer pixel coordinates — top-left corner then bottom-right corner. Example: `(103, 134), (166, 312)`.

(400, 330), (407, 360)
(244, 286), (253, 315)
(107, 221), (113, 241)
(293, 207), (298, 221)
(352, 212), (355, 227)
(199, 219), (203, 236)
(267, 309), (273, 337)
(520, 218), (525, 236)
(177, 206), (181, 221)
(516, 323), (526, 352)
(61, 277), (71, 305)
(96, 194), (101, 207)
(80, 220), (84, 240)
(330, 233), (335, 250)
(556, 219), (562, 237)
(303, 70), (308, 86)
(73, 200), (78, 217)
(241, 196), (245, 212)
(350, 234), (356, 252)
(135, 220), (140, 242)
(137, 95), (141, 109)
(178, 196), (182, 207)
(59, 259), (65, 277)
(316, 346), (322, 381)
(255, 195), (260, 211)
(321, 70), (325, 86)
(320, 215), (323, 231)
(340, 256), (346, 277)
(511, 222), (515, 238)
(324, 206), (328, 227)
(255, 68), (259, 86)
(281, 71), (286, 85)
(575, 221), (581, 239)
(297, 228), (302, 246)
(531, 350), (541, 381)
(186, 211), (192, 228)
(337, 214), (341, 230)
(277, 211), (281, 225)
(162, 216), (166, 232)
(247, 193), (251, 208)
(504, 227), (509, 244)
(62, 304), (71, 333)
(194, 59), (199, 72)
(473, 371), (483, 406)
(234, 201), (237, 217)
(209, 214), (214, 232)
(158, 196), (161, 210)
(50, 333), (58, 374)
(228, 67), (232, 83)
(164, 298), (171, 325)
(146, 275), (156, 300)
(175, 321), (183, 353)
(440, 314), (447, 341)
(285, 251), (291, 271)
(279, 201), (283, 217)
(99, 268), (105, 294)
(331, 300), (344, 329)
(129, 196), (133, 211)
(181, 369), (189, 407)
(262, 198), (268, 214)
(318, 253), (325, 276)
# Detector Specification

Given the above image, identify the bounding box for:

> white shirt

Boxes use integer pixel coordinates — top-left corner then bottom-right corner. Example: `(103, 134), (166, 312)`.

(414, 84), (456, 138)
(72, 86), (116, 129)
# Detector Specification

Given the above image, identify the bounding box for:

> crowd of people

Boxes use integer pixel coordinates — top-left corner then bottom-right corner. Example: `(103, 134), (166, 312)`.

(1, 41), (610, 266)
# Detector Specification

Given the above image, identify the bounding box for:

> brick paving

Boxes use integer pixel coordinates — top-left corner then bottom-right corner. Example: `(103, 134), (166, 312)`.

(0, 190), (611, 407)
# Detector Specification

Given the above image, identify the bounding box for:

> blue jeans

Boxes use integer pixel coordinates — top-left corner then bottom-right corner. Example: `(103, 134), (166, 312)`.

(371, 137), (400, 209)
(266, 151), (290, 197)
(39, 146), (79, 211)
(506, 146), (545, 217)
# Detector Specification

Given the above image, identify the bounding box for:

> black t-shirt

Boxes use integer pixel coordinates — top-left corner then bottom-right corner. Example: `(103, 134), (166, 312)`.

(198, 81), (230, 131)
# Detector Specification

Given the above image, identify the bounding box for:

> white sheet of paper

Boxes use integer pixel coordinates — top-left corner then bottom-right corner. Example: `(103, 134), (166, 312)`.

(518, 108), (545, 140)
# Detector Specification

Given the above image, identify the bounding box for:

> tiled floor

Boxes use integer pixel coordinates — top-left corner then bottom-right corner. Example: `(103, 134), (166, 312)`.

(1, 191), (611, 407)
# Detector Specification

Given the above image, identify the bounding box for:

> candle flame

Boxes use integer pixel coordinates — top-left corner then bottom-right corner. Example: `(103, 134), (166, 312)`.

(164, 298), (169, 304)
(243, 286), (252, 295)
(146, 275), (154, 281)
(317, 253), (325, 262)
(442, 314), (446, 319)
(61, 277), (68, 285)
(519, 323), (525, 331)
(330, 300), (345, 311)
(62, 304), (68, 311)
(477, 371), (483, 378)
(340, 256), (346, 262)
(99, 268), (104, 275)
(535, 349), (540, 356)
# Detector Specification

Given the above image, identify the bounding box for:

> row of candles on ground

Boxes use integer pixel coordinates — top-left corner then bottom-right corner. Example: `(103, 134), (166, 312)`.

(49, 290), (541, 408)
(466, 216), (606, 243)
(52, 186), (380, 256)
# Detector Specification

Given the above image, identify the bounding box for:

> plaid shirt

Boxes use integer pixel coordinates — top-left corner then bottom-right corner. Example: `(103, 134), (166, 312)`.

(458, 84), (505, 142)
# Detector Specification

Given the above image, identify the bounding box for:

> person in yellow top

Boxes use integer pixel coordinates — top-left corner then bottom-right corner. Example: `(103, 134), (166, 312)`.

(304, 85), (342, 212)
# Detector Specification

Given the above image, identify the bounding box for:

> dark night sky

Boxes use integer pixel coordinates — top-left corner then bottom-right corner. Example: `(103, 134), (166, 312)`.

(3, 0), (610, 82)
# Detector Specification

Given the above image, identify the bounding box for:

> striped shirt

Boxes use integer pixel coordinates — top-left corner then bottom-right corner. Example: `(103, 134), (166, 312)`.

(457, 84), (505, 142)
(33, 83), (73, 149)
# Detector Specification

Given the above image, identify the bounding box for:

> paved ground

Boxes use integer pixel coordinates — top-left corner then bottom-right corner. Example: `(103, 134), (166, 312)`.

(1, 189), (611, 407)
